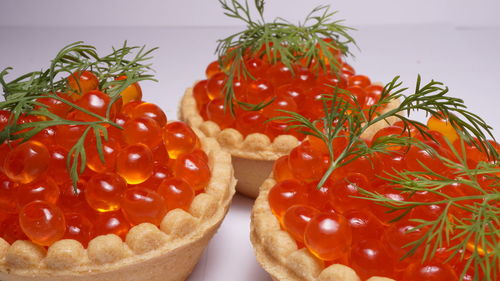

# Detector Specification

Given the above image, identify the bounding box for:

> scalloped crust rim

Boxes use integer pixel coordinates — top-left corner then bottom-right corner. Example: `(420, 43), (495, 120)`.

(250, 177), (396, 281)
(0, 131), (236, 281)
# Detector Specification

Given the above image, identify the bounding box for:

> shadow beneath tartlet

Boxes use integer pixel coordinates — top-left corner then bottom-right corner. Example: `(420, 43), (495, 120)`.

(187, 194), (273, 281)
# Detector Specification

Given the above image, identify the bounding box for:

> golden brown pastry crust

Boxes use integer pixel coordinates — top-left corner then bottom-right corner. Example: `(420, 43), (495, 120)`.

(180, 84), (400, 198)
(250, 177), (396, 281)
(0, 131), (236, 281)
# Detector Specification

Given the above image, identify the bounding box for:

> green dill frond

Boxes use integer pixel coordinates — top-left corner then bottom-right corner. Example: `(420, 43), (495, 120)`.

(0, 41), (158, 189)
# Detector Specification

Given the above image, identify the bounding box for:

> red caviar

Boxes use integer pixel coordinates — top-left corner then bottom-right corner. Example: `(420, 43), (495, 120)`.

(1, 70), (211, 249)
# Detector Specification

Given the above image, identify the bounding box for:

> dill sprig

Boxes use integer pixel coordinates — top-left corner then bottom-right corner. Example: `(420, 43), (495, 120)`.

(274, 75), (498, 188)
(0, 41), (158, 188)
(358, 140), (499, 281)
(216, 0), (356, 114)
(274, 75), (498, 280)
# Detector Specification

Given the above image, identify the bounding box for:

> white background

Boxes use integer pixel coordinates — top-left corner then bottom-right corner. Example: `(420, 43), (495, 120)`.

(0, 1), (499, 281)
(1, 0), (500, 27)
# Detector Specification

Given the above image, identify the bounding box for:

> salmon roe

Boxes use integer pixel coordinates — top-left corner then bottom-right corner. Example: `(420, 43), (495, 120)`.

(268, 116), (498, 280)
(0, 70), (211, 248)
(195, 41), (390, 141)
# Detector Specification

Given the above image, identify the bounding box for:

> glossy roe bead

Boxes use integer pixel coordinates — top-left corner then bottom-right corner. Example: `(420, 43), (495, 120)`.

(19, 201), (66, 246)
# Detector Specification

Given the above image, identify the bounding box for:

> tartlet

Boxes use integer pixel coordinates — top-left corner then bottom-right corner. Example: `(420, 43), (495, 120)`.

(181, 87), (399, 198)
(179, 1), (404, 199)
(0, 42), (237, 281)
(0, 131), (236, 281)
(249, 77), (499, 281)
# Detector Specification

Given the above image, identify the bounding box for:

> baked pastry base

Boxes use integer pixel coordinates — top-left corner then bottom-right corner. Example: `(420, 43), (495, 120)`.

(250, 177), (395, 281)
(181, 84), (400, 199)
(0, 132), (236, 281)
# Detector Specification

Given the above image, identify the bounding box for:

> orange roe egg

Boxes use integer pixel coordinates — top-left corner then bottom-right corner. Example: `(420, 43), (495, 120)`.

(245, 57), (268, 79)
(272, 156), (295, 182)
(116, 144), (154, 184)
(130, 102), (167, 127)
(36, 93), (72, 117)
(157, 177), (195, 211)
(405, 144), (448, 174)
(64, 212), (93, 247)
(67, 70), (99, 98)
(152, 143), (171, 164)
(31, 126), (57, 146)
(368, 184), (408, 224)
(121, 187), (167, 226)
(0, 141), (17, 174)
(206, 98), (236, 129)
(3, 140), (50, 184)
(246, 79), (274, 104)
(15, 114), (40, 135)
(291, 67), (315, 89)
(301, 88), (327, 120)
(383, 220), (426, 267)
(174, 152), (211, 192)
(0, 174), (18, 214)
(283, 205), (320, 245)
(268, 180), (306, 219)
(427, 114), (459, 143)
(371, 125), (408, 151)
(304, 181), (332, 212)
(328, 173), (371, 213)
(85, 172), (126, 212)
(122, 117), (162, 148)
(58, 178), (88, 213)
(46, 145), (70, 184)
(206, 72), (226, 100)
(341, 63), (355, 76)
(265, 62), (293, 86)
(193, 80), (210, 111)
(162, 121), (199, 159)
(232, 79), (248, 102)
(348, 74), (371, 88)
(134, 162), (173, 190)
(113, 113), (129, 129)
(115, 75), (143, 104)
(402, 262), (457, 281)
(288, 143), (325, 182)
(275, 84), (305, 105)
(1, 215), (28, 244)
(261, 96), (297, 119)
(19, 201), (66, 246)
(73, 90), (116, 122)
(190, 148), (209, 163)
(316, 73), (347, 89)
(0, 110), (11, 132)
(235, 111), (267, 136)
(343, 209), (385, 241)
(350, 239), (396, 280)
(364, 84), (383, 108)
(264, 121), (290, 140)
(16, 177), (60, 208)
(307, 135), (329, 155)
(56, 124), (86, 151)
(304, 212), (351, 261)
(86, 137), (120, 173)
(121, 100), (143, 117)
(205, 61), (221, 79)
(94, 211), (130, 239)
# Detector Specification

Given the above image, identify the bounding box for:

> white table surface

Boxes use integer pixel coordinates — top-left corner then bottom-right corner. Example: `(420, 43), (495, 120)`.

(0, 24), (498, 280)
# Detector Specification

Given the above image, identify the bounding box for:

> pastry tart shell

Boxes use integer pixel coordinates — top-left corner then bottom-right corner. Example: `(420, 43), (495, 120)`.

(180, 85), (400, 199)
(0, 131), (236, 281)
(250, 176), (395, 281)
